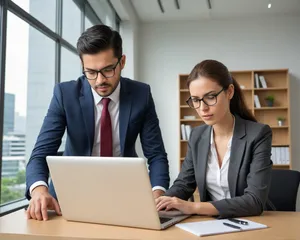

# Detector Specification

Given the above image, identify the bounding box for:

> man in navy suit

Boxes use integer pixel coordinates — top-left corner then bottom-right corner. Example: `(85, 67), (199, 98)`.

(25, 25), (170, 221)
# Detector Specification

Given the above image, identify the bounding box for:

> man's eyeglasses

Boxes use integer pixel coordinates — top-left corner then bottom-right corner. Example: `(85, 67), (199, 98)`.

(186, 88), (225, 109)
(83, 57), (121, 80)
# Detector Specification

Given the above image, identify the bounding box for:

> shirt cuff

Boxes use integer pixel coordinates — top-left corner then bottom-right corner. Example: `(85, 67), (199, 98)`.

(29, 181), (48, 196)
(152, 186), (166, 192)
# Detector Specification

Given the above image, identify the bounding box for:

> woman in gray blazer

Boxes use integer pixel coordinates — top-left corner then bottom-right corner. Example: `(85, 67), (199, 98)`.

(156, 59), (273, 218)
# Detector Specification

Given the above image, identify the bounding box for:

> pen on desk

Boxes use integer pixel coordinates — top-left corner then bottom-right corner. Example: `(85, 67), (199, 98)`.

(228, 218), (248, 225)
(223, 222), (241, 230)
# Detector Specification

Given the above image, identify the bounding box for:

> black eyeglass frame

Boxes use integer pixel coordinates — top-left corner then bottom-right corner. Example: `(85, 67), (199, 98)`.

(186, 88), (225, 109)
(82, 57), (122, 80)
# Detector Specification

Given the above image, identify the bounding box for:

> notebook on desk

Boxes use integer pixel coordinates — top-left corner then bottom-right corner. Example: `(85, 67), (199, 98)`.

(175, 218), (268, 237)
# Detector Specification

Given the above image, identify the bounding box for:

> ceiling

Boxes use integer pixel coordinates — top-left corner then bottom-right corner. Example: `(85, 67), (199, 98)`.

(130, 0), (300, 22)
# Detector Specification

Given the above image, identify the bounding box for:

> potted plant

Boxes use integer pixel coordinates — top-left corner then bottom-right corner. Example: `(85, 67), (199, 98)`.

(277, 117), (285, 126)
(265, 95), (274, 107)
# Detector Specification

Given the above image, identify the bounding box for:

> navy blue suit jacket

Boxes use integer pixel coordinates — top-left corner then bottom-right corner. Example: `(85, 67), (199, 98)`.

(25, 76), (170, 199)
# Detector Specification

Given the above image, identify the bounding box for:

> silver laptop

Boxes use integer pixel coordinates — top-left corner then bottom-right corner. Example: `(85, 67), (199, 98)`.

(46, 156), (190, 230)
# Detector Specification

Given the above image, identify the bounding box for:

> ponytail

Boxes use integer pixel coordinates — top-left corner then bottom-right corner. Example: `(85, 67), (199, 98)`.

(230, 77), (256, 122)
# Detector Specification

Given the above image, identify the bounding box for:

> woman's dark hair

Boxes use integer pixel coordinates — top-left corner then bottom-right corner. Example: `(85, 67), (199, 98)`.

(77, 24), (122, 60)
(187, 59), (256, 122)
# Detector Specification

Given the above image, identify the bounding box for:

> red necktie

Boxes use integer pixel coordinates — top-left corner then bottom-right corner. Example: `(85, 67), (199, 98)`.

(100, 98), (112, 156)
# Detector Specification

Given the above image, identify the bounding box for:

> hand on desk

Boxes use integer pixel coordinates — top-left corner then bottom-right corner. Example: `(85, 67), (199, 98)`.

(26, 186), (62, 221)
(155, 196), (199, 215)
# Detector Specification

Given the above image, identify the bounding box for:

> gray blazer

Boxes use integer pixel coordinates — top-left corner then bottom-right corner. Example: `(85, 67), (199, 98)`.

(165, 115), (273, 218)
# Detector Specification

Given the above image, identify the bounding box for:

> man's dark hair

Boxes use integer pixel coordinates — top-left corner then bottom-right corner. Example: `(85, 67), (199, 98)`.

(77, 24), (122, 60)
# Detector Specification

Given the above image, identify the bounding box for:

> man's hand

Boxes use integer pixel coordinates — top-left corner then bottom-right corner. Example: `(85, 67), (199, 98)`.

(155, 196), (199, 215)
(26, 186), (61, 221)
(152, 189), (165, 199)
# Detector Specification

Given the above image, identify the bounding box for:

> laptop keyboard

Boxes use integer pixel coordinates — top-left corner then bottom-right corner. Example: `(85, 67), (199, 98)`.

(159, 217), (172, 224)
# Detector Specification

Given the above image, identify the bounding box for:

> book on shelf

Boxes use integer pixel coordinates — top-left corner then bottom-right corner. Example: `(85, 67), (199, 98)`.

(181, 124), (192, 140)
(271, 147), (289, 164)
(259, 75), (268, 88)
(254, 73), (260, 88)
(254, 95), (261, 108)
(254, 74), (268, 88)
(185, 125), (192, 140)
(181, 124), (187, 140)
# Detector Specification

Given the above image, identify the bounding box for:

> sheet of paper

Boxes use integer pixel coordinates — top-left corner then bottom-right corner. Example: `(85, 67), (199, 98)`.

(175, 218), (267, 237)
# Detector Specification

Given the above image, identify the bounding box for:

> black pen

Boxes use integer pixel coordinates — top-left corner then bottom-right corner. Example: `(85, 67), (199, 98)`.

(223, 222), (241, 230)
(228, 218), (248, 225)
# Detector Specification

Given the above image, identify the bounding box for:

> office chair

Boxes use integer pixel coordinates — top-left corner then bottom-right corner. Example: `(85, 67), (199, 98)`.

(266, 169), (300, 211)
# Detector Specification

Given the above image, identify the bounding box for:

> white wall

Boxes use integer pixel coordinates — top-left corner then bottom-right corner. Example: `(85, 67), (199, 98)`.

(138, 16), (300, 208)
(120, 21), (139, 79)
(116, 0), (140, 80)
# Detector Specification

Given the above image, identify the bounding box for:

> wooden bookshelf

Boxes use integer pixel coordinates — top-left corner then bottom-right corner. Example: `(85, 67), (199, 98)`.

(179, 69), (291, 173)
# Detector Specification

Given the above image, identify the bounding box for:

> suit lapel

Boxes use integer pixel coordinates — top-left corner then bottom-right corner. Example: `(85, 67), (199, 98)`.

(228, 115), (246, 197)
(79, 78), (95, 155)
(197, 126), (211, 202)
(119, 78), (132, 156)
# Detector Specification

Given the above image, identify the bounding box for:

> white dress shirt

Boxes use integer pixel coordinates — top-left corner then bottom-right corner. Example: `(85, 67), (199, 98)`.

(30, 82), (165, 194)
(206, 118), (235, 201)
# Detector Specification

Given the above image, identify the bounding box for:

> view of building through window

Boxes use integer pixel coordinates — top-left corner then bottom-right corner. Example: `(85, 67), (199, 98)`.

(1, 2), (30, 204)
(1, 0), (117, 206)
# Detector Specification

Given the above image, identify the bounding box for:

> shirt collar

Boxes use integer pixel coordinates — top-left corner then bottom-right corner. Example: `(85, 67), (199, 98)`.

(91, 81), (121, 106)
(210, 116), (235, 148)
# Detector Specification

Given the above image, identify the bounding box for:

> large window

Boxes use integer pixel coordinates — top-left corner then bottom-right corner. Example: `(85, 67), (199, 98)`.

(12, 0), (56, 31)
(0, 0), (119, 215)
(62, 0), (81, 46)
(1, 10), (56, 205)
(85, 16), (94, 30)
(61, 46), (82, 82)
(91, 0), (117, 29)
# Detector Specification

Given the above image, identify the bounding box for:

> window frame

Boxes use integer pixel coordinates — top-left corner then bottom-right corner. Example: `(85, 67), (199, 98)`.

(0, 0), (119, 216)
